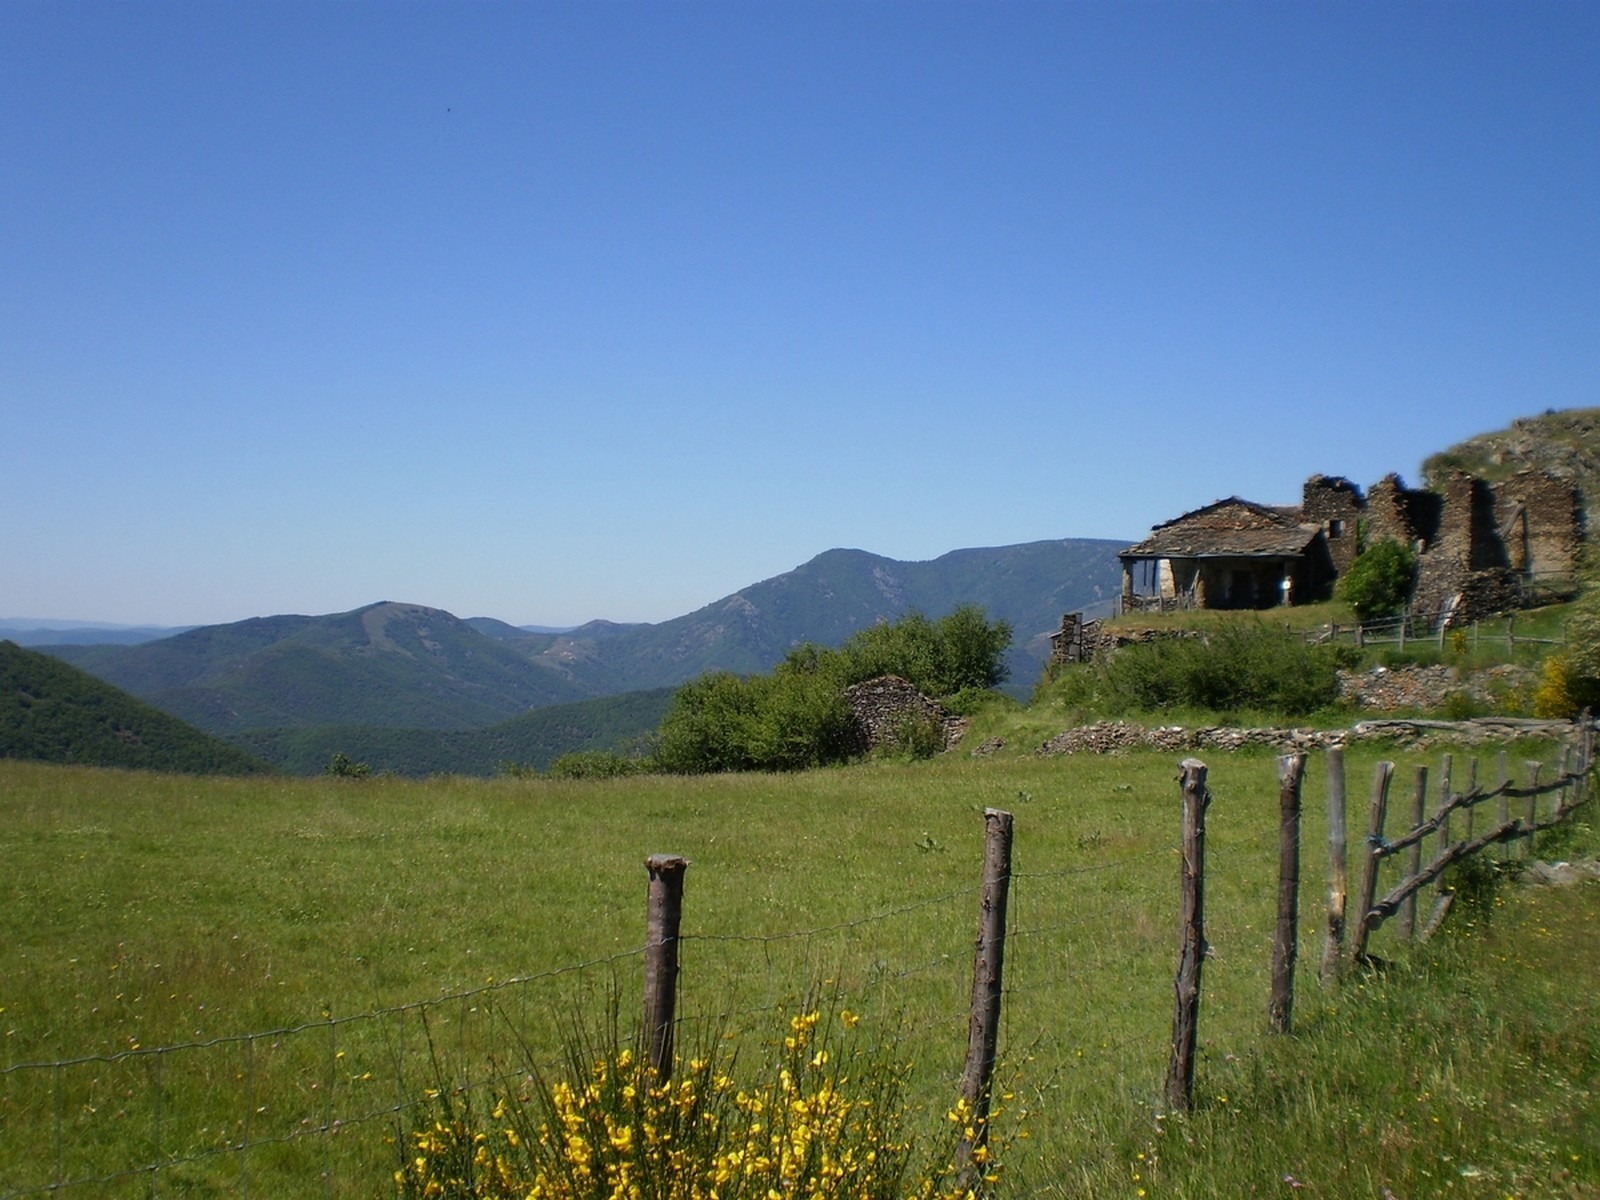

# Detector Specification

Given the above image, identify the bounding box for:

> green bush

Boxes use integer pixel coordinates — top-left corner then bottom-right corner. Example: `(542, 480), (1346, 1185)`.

(545, 750), (645, 780)
(324, 751), (371, 779)
(1058, 621), (1343, 718)
(836, 605), (1013, 696)
(1338, 539), (1418, 622)
(652, 668), (865, 775)
(883, 711), (948, 760)
(654, 608), (1011, 774)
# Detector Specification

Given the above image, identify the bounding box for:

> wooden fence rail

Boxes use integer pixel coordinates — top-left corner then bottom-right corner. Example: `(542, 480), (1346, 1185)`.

(1334, 720), (1595, 969)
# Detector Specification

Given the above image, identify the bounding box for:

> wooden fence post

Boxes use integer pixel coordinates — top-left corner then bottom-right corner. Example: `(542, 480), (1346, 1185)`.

(1522, 762), (1542, 857)
(1321, 746), (1348, 984)
(1496, 751), (1510, 862)
(1350, 762), (1394, 967)
(957, 808), (1014, 1177)
(643, 854), (689, 1079)
(1435, 753), (1454, 898)
(1463, 759), (1479, 842)
(1398, 765), (1427, 942)
(1269, 754), (1305, 1033)
(1166, 760), (1210, 1113)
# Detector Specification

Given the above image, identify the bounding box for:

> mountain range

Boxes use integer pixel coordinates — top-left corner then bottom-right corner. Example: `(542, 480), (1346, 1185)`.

(42, 539), (1127, 740)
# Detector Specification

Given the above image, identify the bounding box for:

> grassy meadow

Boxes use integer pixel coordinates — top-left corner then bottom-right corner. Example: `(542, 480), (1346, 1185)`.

(2, 735), (1597, 1197)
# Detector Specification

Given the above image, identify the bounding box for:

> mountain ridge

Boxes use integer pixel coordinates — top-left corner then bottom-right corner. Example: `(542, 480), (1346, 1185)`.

(43, 538), (1127, 735)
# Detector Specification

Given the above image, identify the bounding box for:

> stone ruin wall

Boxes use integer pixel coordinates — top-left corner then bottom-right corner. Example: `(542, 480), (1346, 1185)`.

(843, 675), (960, 752)
(1301, 475), (1364, 574)
(1364, 473), (1439, 548)
(1309, 468), (1581, 626)
(1492, 469), (1583, 580)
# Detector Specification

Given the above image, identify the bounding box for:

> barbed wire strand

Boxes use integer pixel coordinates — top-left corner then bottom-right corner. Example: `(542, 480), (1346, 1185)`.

(0, 778), (1453, 1200)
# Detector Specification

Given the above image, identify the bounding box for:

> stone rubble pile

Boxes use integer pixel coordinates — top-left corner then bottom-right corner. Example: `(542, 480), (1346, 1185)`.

(1338, 663), (1537, 710)
(1035, 721), (1338, 756)
(1033, 715), (1584, 757)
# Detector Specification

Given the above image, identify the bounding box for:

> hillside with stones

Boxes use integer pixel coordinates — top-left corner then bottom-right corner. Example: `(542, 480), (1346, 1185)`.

(1424, 408), (1600, 511)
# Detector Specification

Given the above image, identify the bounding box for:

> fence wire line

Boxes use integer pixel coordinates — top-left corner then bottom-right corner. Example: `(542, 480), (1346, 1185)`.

(2, 866), (1095, 1078)
(27, 738), (1552, 1199)
(1, 945), (650, 1077)
(1011, 845), (1178, 882)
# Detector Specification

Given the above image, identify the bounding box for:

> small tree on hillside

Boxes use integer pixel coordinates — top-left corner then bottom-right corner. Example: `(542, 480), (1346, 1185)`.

(1338, 538), (1417, 622)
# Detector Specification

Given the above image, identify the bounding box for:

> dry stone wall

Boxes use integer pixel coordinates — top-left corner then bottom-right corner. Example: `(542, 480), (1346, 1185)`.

(843, 675), (961, 751)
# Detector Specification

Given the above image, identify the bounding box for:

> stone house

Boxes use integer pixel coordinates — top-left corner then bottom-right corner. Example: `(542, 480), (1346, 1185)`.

(1121, 469), (1582, 623)
(1118, 497), (1337, 611)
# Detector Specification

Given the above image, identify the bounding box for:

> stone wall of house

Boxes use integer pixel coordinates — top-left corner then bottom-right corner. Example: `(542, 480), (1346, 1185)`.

(1301, 474), (1365, 574)
(1445, 474), (1509, 571)
(1363, 473), (1444, 550)
(1492, 469), (1583, 580)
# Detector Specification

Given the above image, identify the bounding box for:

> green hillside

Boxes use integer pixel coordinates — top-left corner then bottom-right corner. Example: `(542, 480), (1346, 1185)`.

(50, 602), (591, 734)
(1423, 406), (1600, 499)
(0, 641), (271, 775)
(230, 687), (675, 777)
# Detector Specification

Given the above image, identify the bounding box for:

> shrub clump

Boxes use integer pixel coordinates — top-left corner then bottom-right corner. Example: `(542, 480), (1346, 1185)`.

(544, 750), (646, 781)
(396, 1009), (1003, 1200)
(654, 607), (1011, 774)
(1338, 538), (1418, 622)
(1043, 621), (1343, 719)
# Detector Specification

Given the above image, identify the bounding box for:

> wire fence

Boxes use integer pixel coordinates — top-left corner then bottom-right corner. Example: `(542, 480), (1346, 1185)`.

(3, 729), (1591, 1198)
(1, 837), (1188, 1199)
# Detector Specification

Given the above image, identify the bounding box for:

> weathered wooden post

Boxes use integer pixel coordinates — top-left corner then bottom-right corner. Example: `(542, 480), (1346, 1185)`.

(1350, 762), (1394, 967)
(1166, 760), (1210, 1113)
(1269, 754), (1305, 1033)
(1321, 746), (1348, 983)
(1463, 758), (1479, 842)
(1496, 750), (1511, 861)
(1434, 753), (1454, 899)
(643, 854), (689, 1079)
(1398, 765), (1427, 942)
(957, 808), (1014, 1178)
(1522, 761), (1542, 857)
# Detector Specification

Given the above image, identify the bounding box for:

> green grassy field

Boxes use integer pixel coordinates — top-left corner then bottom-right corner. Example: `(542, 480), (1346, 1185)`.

(2, 739), (1595, 1198)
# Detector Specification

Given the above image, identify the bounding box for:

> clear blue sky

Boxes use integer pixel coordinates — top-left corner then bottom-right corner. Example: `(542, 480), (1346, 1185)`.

(4, 1), (1596, 627)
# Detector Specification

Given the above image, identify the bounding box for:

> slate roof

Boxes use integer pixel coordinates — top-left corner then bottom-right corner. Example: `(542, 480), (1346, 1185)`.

(1121, 497), (1323, 561)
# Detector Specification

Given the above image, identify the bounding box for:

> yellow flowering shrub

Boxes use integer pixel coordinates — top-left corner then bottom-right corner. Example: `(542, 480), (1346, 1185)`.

(395, 1009), (999, 1200)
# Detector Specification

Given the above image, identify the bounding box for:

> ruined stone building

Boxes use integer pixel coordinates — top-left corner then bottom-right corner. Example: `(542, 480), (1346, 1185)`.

(1119, 469), (1582, 625)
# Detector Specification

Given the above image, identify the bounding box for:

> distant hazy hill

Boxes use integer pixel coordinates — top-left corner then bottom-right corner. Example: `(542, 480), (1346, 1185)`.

(520, 539), (1126, 697)
(44, 539), (1125, 736)
(0, 641), (271, 775)
(231, 687), (676, 777)
(1424, 407), (1600, 505)
(48, 602), (592, 735)
(0, 621), (192, 647)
